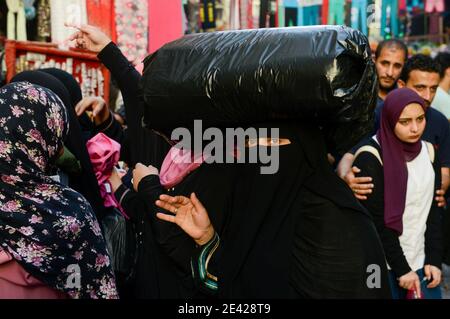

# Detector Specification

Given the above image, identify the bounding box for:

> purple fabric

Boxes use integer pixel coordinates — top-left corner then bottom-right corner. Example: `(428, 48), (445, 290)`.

(376, 88), (426, 234)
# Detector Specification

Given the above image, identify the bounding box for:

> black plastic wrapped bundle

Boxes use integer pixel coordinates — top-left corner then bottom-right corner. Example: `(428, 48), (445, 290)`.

(140, 25), (377, 154)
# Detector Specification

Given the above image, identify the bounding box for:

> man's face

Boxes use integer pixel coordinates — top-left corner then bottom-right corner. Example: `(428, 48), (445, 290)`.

(402, 70), (440, 108)
(375, 47), (405, 91)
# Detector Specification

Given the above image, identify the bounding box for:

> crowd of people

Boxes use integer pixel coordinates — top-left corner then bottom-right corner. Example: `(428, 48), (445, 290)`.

(1, 23), (450, 299)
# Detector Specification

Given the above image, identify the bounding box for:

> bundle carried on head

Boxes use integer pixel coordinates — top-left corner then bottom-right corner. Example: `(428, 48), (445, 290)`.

(140, 25), (377, 154)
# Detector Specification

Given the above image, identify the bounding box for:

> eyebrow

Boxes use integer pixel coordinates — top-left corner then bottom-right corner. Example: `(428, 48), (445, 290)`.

(398, 113), (425, 120)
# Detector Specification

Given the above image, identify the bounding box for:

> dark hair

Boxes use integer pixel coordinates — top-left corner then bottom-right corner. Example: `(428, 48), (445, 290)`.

(434, 52), (450, 78)
(399, 54), (441, 82)
(375, 39), (408, 61)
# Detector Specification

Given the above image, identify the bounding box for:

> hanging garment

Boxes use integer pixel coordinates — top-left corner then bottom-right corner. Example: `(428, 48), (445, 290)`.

(36, 0), (50, 41)
(186, 0), (201, 33)
(284, 0), (302, 26)
(259, 0), (275, 28)
(215, 0), (231, 30)
(278, 0), (285, 26)
(381, 0), (399, 38)
(259, 0), (276, 28)
(284, 6), (297, 26)
(321, 0), (328, 24)
(408, 0), (424, 9)
(399, 0), (407, 13)
(368, 0), (382, 38)
(351, 0), (368, 35)
(114, 0), (148, 63)
(23, 0), (35, 20)
(230, 0), (241, 29)
(200, 0), (216, 30)
(246, 0), (254, 28)
(240, 0), (249, 29)
(50, 0), (87, 47)
(425, 0), (445, 12)
(327, 0), (345, 25)
(86, 0), (116, 42)
(429, 12), (440, 34)
(252, 0), (260, 28)
(299, 0), (322, 26)
(6, 0), (27, 40)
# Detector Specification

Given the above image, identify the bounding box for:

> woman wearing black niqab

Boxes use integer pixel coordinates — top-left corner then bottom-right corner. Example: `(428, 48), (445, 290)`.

(156, 121), (392, 298)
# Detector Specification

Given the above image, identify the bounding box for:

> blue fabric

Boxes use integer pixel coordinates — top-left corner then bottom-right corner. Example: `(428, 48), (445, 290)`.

(388, 268), (442, 299)
(408, 0), (424, 8)
(381, 0), (399, 37)
(284, 1), (303, 26)
(303, 5), (320, 26)
(351, 0), (368, 35)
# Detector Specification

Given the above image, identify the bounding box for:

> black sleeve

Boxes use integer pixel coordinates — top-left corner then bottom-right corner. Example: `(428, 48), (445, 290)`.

(137, 175), (197, 275)
(354, 151), (411, 276)
(191, 232), (220, 295)
(97, 42), (143, 150)
(113, 184), (140, 222)
(137, 175), (165, 210)
(349, 136), (373, 155)
(425, 157), (444, 268)
(93, 111), (125, 145)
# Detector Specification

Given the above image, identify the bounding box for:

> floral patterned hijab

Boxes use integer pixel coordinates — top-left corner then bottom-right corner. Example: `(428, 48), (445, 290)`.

(0, 82), (118, 298)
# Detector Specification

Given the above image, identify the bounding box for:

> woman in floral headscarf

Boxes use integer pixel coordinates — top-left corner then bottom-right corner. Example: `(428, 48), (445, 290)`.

(0, 82), (118, 299)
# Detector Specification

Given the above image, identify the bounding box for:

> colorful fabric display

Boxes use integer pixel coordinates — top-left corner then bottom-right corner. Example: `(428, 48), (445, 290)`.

(6, 0), (27, 40)
(284, 0), (302, 26)
(240, 0), (249, 29)
(278, 0), (285, 27)
(425, 0), (445, 12)
(328, 0), (345, 25)
(300, 0), (322, 26)
(321, 0), (328, 24)
(381, 0), (399, 38)
(114, 0), (148, 63)
(230, 0), (241, 29)
(200, 0), (216, 30)
(86, 0), (116, 42)
(37, 0), (51, 41)
(351, 0), (368, 35)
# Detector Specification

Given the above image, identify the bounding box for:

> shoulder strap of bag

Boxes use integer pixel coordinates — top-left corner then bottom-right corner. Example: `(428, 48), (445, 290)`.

(354, 145), (383, 166)
(425, 142), (435, 163)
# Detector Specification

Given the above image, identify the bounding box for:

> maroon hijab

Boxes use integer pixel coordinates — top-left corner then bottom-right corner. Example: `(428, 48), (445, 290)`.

(376, 88), (426, 235)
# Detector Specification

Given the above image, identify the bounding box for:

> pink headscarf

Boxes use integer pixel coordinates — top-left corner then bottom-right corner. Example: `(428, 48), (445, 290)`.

(86, 133), (128, 218)
(159, 146), (205, 189)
